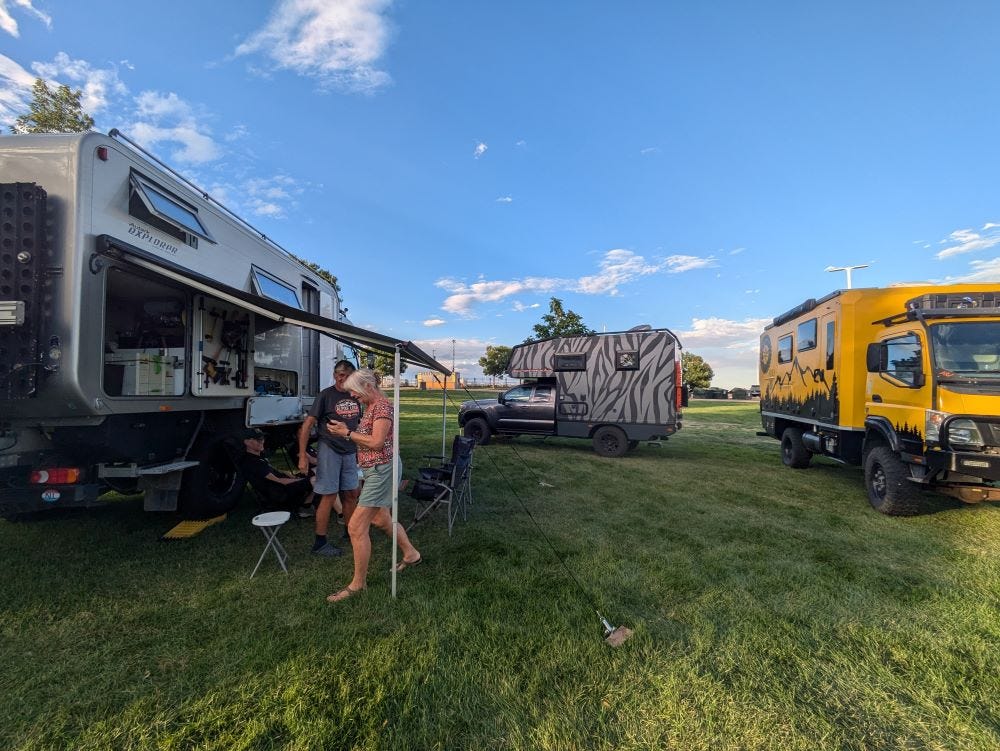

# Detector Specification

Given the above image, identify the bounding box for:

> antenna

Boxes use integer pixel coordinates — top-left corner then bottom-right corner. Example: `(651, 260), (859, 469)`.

(825, 264), (869, 289)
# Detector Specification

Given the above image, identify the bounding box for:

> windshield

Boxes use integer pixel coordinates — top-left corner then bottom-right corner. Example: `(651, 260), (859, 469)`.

(930, 322), (1000, 379)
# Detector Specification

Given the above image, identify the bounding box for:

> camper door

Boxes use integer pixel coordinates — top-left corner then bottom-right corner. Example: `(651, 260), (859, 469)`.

(193, 296), (254, 396)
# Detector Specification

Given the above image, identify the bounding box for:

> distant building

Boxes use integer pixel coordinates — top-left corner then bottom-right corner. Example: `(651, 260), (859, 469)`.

(415, 371), (463, 390)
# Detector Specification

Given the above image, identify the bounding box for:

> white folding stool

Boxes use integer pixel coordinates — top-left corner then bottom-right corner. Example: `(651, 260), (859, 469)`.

(250, 510), (291, 578)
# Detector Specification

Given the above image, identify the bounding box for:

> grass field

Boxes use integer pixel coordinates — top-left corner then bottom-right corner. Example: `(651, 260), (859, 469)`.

(1, 393), (998, 750)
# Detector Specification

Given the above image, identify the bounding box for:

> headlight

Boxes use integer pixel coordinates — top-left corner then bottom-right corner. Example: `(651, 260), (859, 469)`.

(925, 410), (984, 448)
(948, 418), (984, 448)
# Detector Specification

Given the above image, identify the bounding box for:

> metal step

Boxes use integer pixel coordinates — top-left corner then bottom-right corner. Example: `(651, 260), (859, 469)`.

(98, 460), (199, 478)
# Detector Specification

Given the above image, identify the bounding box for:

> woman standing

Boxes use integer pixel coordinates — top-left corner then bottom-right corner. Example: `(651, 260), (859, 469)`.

(324, 368), (421, 602)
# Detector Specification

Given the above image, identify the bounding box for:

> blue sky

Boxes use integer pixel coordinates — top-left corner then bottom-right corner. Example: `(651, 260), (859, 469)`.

(2, 1), (999, 387)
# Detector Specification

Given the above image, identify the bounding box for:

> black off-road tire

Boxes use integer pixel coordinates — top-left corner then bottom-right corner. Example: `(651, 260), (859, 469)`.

(863, 446), (927, 516)
(180, 433), (246, 519)
(463, 417), (492, 446)
(593, 426), (628, 457)
(780, 427), (812, 469)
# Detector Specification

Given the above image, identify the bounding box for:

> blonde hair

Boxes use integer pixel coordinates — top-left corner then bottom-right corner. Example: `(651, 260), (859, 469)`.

(343, 368), (381, 397)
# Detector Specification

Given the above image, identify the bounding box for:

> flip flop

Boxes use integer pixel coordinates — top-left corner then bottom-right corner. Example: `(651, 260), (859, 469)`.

(393, 556), (422, 573)
(326, 585), (365, 603)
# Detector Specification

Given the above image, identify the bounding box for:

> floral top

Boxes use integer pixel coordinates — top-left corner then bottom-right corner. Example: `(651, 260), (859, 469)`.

(356, 399), (393, 468)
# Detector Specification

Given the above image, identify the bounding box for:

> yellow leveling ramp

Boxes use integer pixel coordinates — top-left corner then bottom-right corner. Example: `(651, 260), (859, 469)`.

(160, 514), (227, 540)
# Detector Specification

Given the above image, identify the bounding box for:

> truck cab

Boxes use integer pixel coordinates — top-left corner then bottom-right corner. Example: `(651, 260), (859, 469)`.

(458, 379), (556, 443)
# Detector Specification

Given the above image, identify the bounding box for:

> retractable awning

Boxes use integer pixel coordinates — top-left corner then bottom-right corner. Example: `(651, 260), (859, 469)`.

(96, 235), (451, 374)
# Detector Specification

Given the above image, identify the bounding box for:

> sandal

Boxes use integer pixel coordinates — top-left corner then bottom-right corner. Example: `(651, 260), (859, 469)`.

(393, 556), (422, 573)
(326, 585), (365, 603)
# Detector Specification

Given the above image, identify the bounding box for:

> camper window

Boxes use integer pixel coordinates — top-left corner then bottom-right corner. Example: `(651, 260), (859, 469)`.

(554, 353), (586, 371)
(251, 267), (302, 309)
(797, 319), (817, 351)
(616, 350), (639, 370)
(777, 335), (793, 364)
(129, 171), (214, 248)
(825, 321), (835, 370)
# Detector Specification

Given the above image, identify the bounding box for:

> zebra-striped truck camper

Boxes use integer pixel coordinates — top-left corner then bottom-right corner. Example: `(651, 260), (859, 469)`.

(504, 325), (685, 455)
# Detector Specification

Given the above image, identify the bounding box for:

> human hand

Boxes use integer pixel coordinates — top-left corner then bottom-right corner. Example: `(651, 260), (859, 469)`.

(297, 456), (309, 473)
(327, 419), (347, 437)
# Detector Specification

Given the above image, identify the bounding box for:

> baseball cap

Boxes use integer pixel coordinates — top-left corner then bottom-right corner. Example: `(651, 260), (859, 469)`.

(243, 428), (266, 440)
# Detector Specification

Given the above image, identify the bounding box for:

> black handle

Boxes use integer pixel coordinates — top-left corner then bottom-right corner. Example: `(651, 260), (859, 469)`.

(871, 394), (883, 403)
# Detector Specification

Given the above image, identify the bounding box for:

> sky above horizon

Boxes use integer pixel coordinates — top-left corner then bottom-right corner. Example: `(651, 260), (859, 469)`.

(2, 0), (999, 387)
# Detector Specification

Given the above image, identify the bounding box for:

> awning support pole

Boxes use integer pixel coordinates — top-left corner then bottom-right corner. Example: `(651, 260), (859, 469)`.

(391, 344), (401, 599)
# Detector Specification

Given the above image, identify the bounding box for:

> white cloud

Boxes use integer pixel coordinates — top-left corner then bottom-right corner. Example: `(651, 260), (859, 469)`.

(665, 254), (718, 273)
(0, 53), (34, 123)
(496, 195), (512, 203)
(984, 222), (1000, 230)
(729, 247), (745, 255)
(512, 301), (540, 312)
(473, 141), (487, 159)
(576, 249), (667, 294)
(240, 174), (305, 218)
(936, 227), (1000, 260)
(129, 91), (221, 164)
(948, 257), (1000, 283)
(411, 337), (496, 376)
(639, 146), (660, 155)
(677, 316), (772, 389)
(423, 318), (446, 327)
(437, 248), (717, 317)
(515, 139), (526, 147)
(32, 52), (127, 114)
(0, 1), (51, 38)
(235, 0), (393, 93)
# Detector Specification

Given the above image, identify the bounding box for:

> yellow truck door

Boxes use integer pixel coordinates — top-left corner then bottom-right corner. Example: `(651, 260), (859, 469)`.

(866, 328), (930, 456)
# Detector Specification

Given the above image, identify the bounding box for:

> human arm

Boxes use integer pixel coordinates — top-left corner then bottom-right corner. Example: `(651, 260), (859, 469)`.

(327, 408), (391, 450)
(298, 415), (317, 473)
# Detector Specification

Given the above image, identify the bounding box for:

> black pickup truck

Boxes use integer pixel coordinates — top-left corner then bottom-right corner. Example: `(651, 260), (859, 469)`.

(458, 378), (649, 457)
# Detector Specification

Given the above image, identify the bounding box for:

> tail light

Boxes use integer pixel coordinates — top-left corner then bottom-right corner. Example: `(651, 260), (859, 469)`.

(29, 468), (81, 484)
(675, 359), (683, 409)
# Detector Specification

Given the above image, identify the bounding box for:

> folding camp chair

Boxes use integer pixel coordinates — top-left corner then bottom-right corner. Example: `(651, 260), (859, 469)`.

(420, 434), (475, 504)
(408, 436), (475, 535)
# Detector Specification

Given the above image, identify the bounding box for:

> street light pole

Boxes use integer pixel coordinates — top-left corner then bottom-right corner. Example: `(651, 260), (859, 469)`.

(825, 264), (869, 289)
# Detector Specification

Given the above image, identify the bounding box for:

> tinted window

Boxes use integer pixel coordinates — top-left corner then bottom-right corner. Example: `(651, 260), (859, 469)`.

(554, 353), (586, 371)
(825, 321), (835, 370)
(504, 386), (532, 402)
(252, 268), (301, 309)
(797, 319), (817, 351)
(778, 335), (793, 364)
(883, 334), (923, 386)
(532, 386), (553, 402)
(129, 172), (214, 245)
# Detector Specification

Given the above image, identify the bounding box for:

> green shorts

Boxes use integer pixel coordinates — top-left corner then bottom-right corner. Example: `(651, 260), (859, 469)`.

(357, 458), (403, 508)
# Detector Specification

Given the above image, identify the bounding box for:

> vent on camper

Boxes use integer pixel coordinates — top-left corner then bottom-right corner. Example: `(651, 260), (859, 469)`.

(0, 183), (46, 400)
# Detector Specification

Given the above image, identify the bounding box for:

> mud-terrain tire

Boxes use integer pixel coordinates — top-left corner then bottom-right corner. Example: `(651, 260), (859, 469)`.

(180, 433), (245, 519)
(593, 426), (628, 457)
(780, 428), (812, 469)
(463, 417), (492, 445)
(863, 446), (927, 516)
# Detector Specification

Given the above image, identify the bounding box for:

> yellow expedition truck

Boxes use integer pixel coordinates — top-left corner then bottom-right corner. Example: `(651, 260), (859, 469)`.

(759, 285), (1000, 515)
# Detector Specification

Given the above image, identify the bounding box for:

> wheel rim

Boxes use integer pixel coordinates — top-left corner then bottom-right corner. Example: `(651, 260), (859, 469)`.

(207, 448), (239, 495)
(601, 433), (620, 452)
(871, 463), (887, 500)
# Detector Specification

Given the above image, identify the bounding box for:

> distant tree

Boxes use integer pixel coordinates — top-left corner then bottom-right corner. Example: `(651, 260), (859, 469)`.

(372, 352), (407, 378)
(525, 297), (595, 342)
(11, 78), (94, 134)
(289, 253), (341, 293)
(479, 345), (512, 384)
(682, 352), (714, 389)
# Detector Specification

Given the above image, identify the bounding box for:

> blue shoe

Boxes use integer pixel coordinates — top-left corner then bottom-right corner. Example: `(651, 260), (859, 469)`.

(311, 542), (343, 557)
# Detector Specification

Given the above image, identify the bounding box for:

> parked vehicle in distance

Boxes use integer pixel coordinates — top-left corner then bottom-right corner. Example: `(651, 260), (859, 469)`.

(759, 286), (1000, 515)
(458, 326), (684, 457)
(749, 384), (761, 398)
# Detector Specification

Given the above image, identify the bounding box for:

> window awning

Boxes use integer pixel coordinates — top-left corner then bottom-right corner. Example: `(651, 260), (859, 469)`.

(96, 235), (451, 374)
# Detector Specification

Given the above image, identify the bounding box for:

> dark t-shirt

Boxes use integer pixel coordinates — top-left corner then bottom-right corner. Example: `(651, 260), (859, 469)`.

(241, 453), (285, 486)
(309, 386), (361, 453)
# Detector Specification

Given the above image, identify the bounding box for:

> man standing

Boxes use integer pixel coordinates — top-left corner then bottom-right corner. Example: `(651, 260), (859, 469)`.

(299, 360), (361, 556)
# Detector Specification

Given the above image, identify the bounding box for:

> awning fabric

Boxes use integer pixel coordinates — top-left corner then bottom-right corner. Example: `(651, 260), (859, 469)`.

(96, 235), (451, 374)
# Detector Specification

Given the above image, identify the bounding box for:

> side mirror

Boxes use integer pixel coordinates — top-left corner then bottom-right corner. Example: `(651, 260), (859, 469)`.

(866, 343), (885, 373)
(497, 394), (506, 405)
(912, 372), (926, 388)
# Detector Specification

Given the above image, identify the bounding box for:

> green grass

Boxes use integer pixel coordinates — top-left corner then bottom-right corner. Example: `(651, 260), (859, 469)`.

(1, 393), (998, 750)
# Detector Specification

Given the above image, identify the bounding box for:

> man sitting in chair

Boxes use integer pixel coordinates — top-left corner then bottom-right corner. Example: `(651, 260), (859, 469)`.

(241, 428), (317, 518)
